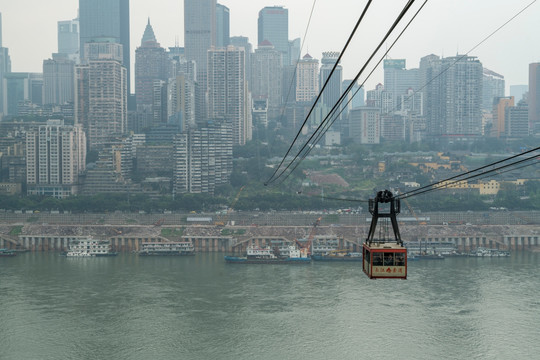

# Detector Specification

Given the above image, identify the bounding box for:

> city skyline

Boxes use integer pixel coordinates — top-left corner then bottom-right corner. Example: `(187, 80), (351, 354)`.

(1, 0), (539, 94)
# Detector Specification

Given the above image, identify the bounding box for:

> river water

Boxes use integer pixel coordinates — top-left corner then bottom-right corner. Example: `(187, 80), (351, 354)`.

(1, 252), (539, 360)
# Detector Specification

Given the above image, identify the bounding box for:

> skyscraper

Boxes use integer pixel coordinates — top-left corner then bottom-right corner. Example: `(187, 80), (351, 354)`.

(58, 14), (80, 62)
(3, 73), (42, 116)
(492, 96), (514, 138)
(0, 12), (12, 116)
(296, 54), (319, 102)
(185, 0), (216, 122)
(230, 36), (252, 86)
(216, 3), (230, 48)
(320, 52), (343, 110)
(258, 6), (289, 66)
(423, 55), (483, 138)
(482, 68), (505, 111)
(43, 54), (75, 105)
(26, 120), (86, 198)
(135, 19), (170, 112)
(174, 121), (232, 195)
(75, 41), (127, 150)
(383, 59), (418, 113)
(79, 0), (130, 93)
(207, 46), (251, 145)
(251, 40), (282, 112)
(529, 63), (540, 135)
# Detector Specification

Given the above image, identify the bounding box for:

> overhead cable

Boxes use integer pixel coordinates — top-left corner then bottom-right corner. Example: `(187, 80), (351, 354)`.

(266, 0), (374, 185)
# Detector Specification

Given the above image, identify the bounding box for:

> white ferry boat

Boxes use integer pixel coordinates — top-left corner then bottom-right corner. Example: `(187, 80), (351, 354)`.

(139, 241), (195, 256)
(225, 245), (311, 264)
(65, 238), (118, 257)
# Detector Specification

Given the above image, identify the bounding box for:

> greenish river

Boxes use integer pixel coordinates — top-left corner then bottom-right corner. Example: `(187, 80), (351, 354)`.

(1, 252), (539, 359)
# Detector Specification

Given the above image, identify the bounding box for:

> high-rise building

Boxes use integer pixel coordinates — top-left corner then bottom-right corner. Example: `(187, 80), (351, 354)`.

(383, 59), (418, 113)
(320, 52), (343, 110)
(505, 101), (529, 138)
(0, 13), (12, 115)
(207, 46), (252, 145)
(423, 55), (483, 138)
(43, 54), (75, 105)
(349, 107), (380, 144)
(529, 63), (540, 135)
(342, 80), (365, 109)
(185, 0), (217, 122)
(2, 73), (43, 116)
(168, 56), (197, 129)
(26, 120), (86, 198)
(288, 38), (301, 65)
(252, 98), (268, 128)
(173, 121), (233, 194)
(230, 36), (252, 87)
(482, 68), (505, 111)
(251, 40), (282, 112)
(296, 54), (319, 102)
(258, 6), (289, 66)
(366, 83), (393, 114)
(510, 85), (528, 103)
(216, 3), (230, 48)
(135, 19), (170, 112)
(75, 41), (127, 150)
(491, 96), (514, 138)
(58, 14), (80, 62)
(79, 0), (130, 93)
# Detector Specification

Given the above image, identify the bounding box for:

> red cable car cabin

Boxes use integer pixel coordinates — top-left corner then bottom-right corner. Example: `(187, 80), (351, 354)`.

(363, 242), (407, 279)
(362, 190), (407, 279)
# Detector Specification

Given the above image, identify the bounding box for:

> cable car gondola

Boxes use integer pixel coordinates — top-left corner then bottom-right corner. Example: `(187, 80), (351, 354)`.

(362, 190), (407, 279)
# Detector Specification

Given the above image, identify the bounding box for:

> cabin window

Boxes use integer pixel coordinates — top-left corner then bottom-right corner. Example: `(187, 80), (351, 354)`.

(395, 253), (405, 266)
(373, 253), (383, 266)
(384, 253), (394, 266)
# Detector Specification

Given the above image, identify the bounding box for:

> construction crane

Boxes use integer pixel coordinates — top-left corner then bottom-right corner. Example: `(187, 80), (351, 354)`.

(215, 186), (245, 227)
(402, 198), (426, 225)
(295, 216), (322, 256)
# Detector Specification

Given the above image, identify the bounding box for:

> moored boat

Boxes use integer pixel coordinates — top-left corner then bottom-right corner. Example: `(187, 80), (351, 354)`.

(64, 238), (118, 257)
(312, 250), (362, 262)
(139, 241), (195, 256)
(0, 248), (17, 257)
(225, 245), (311, 264)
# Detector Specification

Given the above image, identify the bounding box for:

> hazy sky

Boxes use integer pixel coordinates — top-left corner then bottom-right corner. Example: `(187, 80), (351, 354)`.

(1, 0), (539, 93)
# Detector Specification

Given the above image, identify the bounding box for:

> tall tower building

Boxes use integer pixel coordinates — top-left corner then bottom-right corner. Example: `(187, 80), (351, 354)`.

(58, 14), (80, 62)
(251, 40), (282, 112)
(3, 73), (42, 116)
(383, 59), (418, 113)
(529, 63), (540, 135)
(230, 36), (252, 87)
(26, 120), (86, 198)
(482, 68), (505, 111)
(0, 12), (12, 116)
(216, 3), (230, 48)
(168, 57), (197, 129)
(296, 54), (319, 102)
(423, 55), (483, 138)
(349, 107), (380, 144)
(79, 0), (130, 93)
(207, 46), (252, 145)
(43, 54), (75, 105)
(492, 96), (514, 138)
(75, 41), (127, 150)
(173, 121), (233, 194)
(320, 52), (343, 110)
(184, 0), (216, 122)
(135, 19), (170, 112)
(258, 6), (289, 66)
(419, 54), (441, 119)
